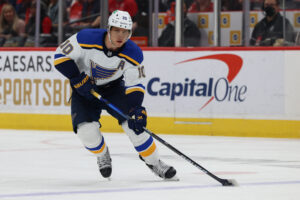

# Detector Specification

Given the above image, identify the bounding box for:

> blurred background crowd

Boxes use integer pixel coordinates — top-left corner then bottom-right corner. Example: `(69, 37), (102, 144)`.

(1, 0), (300, 47)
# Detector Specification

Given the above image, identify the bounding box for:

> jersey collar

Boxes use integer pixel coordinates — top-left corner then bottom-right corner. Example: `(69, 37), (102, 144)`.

(102, 32), (125, 57)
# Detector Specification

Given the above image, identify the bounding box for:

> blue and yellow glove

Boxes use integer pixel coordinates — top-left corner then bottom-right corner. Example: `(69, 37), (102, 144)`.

(128, 106), (147, 135)
(70, 72), (96, 101)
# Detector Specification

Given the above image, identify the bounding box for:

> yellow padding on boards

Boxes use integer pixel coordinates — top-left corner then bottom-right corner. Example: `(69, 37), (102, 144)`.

(147, 117), (300, 138)
(0, 113), (299, 138)
(0, 113), (73, 131)
(0, 113), (123, 132)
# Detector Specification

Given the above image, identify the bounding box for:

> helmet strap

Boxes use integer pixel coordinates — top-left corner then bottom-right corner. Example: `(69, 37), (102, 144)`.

(107, 26), (118, 48)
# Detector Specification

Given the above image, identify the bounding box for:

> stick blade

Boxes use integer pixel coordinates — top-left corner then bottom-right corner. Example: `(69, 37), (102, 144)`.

(222, 179), (238, 186)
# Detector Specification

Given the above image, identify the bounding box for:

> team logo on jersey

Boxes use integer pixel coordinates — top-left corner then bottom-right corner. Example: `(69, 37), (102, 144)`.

(90, 60), (118, 80)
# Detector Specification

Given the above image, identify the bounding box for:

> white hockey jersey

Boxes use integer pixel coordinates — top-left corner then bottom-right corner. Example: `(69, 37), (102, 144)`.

(54, 29), (145, 95)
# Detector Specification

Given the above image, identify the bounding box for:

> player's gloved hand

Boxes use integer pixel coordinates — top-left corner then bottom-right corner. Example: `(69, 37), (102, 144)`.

(70, 72), (96, 101)
(128, 106), (147, 135)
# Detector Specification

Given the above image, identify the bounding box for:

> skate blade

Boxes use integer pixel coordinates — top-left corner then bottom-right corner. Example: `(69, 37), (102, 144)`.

(164, 175), (180, 181)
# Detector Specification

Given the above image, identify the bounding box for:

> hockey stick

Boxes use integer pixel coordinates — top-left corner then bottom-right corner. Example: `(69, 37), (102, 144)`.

(91, 90), (238, 186)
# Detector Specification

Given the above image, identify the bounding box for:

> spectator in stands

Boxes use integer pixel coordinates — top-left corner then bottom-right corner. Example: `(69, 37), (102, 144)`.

(159, 1), (201, 46)
(250, 0), (263, 10)
(132, 0), (149, 38)
(24, 0), (52, 46)
(284, 0), (296, 9)
(0, 0), (8, 12)
(48, 0), (58, 25)
(250, 0), (295, 46)
(47, 0), (68, 29)
(159, 0), (169, 12)
(135, 0), (148, 13)
(7, 0), (16, 8)
(188, 0), (213, 12)
(87, 0), (139, 31)
(132, 10), (149, 38)
(294, 0), (300, 7)
(0, 3), (25, 46)
(80, 0), (100, 27)
(66, 0), (100, 31)
(25, 1), (52, 35)
(185, 0), (195, 8)
(158, 0), (174, 11)
(222, 0), (242, 11)
(159, 0), (195, 12)
(68, 0), (84, 26)
(109, 0), (138, 18)
(15, 0), (31, 23)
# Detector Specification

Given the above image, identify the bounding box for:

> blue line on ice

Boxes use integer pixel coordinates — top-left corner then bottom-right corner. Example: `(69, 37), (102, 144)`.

(1, 180), (300, 198)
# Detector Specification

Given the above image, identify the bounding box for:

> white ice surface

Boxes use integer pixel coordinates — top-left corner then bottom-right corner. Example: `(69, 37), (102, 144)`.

(0, 129), (300, 200)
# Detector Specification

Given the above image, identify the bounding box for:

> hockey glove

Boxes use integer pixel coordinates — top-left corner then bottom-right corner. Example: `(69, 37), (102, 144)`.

(70, 72), (96, 101)
(128, 106), (147, 135)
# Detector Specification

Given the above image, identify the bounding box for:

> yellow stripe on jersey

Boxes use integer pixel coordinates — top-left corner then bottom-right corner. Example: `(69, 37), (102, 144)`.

(118, 53), (140, 66)
(79, 43), (103, 49)
(54, 57), (71, 65)
(73, 74), (89, 88)
(125, 87), (145, 94)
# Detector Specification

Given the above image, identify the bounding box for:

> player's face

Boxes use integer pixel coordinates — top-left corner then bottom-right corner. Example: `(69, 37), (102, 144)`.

(109, 27), (130, 48)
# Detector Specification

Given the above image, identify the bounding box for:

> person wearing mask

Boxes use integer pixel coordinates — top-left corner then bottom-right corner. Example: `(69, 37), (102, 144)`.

(159, 1), (201, 47)
(23, 1), (52, 46)
(250, 0), (295, 46)
(188, 0), (213, 12)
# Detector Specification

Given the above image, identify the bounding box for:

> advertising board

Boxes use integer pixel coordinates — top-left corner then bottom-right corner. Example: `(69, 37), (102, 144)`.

(0, 48), (299, 137)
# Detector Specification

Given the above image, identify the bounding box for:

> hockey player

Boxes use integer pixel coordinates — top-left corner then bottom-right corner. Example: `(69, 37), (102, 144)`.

(54, 10), (176, 180)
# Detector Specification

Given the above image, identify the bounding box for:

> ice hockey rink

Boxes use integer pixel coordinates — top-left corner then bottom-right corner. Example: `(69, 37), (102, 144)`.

(0, 129), (300, 200)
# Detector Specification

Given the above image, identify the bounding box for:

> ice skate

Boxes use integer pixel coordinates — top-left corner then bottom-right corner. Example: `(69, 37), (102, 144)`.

(139, 155), (178, 180)
(97, 148), (112, 178)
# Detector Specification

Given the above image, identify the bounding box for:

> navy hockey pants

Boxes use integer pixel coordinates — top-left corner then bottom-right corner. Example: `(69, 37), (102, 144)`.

(71, 79), (130, 133)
